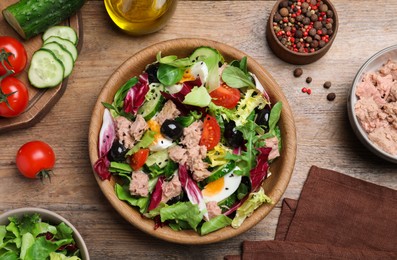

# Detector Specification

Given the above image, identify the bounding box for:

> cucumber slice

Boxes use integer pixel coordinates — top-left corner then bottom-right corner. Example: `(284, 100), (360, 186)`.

(145, 149), (169, 169)
(42, 26), (78, 45)
(28, 49), (64, 88)
(41, 42), (74, 78)
(44, 36), (78, 62)
(138, 83), (165, 120)
(204, 161), (236, 184)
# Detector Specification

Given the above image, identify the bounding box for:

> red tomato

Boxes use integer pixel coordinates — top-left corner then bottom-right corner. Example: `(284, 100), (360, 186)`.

(0, 36), (28, 75)
(130, 148), (150, 171)
(200, 115), (221, 150)
(210, 83), (241, 109)
(16, 141), (56, 179)
(0, 77), (29, 117)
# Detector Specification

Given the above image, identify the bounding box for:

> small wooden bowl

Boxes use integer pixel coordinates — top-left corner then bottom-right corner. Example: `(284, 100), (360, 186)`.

(266, 0), (338, 65)
(88, 38), (297, 244)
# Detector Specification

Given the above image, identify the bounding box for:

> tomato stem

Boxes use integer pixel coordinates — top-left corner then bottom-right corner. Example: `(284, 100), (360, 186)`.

(38, 169), (54, 184)
(0, 49), (18, 110)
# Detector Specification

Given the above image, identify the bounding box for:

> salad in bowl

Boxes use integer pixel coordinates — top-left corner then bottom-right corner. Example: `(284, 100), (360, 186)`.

(89, 39), (296, 243)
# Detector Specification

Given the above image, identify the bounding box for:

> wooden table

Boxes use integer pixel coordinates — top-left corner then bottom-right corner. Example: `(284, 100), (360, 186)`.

(1, 0), (396, 259)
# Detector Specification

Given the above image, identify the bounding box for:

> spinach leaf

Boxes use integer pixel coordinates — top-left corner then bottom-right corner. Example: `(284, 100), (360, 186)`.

(222, 65), (256, 89)
(157, 63), (184, 86)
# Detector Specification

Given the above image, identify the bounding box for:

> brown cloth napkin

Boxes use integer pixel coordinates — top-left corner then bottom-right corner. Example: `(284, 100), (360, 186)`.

(225, 165), (397, 259)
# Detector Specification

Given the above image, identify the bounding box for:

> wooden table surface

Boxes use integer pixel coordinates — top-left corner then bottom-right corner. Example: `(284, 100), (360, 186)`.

(1, 0), (397, 259)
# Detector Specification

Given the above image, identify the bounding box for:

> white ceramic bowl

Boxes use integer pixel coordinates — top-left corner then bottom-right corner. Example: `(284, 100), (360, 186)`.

(347, 44), (397, 163)
(0, 207), (90, 260)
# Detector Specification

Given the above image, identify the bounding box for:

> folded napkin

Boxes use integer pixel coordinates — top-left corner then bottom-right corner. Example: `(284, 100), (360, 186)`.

(225, 166), (397, 259)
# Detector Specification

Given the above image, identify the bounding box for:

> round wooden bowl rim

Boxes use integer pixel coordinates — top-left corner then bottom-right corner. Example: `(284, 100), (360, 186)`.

(88, 38), (297, 244)
(268, 0), (339, 57)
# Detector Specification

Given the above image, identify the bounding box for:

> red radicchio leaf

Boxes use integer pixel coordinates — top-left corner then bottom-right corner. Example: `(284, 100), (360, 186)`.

(123, 73), (150, 114)
(250, 147), (272, 192)
(148, 176), (165, 211)
(223, 147), (271, 216)
(94, 108), (115, 180)
(93, 155), (111, 180)
(178, 164), (208, 219)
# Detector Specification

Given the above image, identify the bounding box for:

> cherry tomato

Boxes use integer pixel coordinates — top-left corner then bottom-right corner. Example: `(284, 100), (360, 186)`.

(200, 115), (221, 150)
(0, 77), (29, 117)
(130, 148), (150, 171)
(210, 83), (241, 109)
(0, 36), (27, 75)
(16, 141), (56, 179)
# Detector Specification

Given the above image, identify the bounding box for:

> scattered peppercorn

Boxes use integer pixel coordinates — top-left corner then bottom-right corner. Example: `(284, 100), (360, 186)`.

(323, 81), (332, 88)
(306, 77), (312, 83)
(302, 87), (307, 93)
(272, 0), (335, 53)
(307, 88), (312, 95)
(327, 92), (336, 101)
(294, 68), (303, 77)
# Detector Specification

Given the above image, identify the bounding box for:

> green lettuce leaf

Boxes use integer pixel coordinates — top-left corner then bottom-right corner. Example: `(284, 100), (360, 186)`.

(49, 252), (81, 260)
(231, 187), (272, 228)
(200, 215), (232, 235)
(159, 202), (203, 231)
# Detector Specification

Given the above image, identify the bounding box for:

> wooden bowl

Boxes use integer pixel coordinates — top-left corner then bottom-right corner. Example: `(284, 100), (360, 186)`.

(0, 207), (90, 259)
(266, 0), (338, 65)
(88, 38), (297, 244)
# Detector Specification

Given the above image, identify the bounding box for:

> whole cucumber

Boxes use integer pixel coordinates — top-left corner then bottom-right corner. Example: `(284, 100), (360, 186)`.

(2, 0), (86, 40)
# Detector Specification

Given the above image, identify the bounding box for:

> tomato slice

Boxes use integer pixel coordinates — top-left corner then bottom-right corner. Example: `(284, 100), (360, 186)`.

(200, 115), (221, 150)
(210, 83), (240, 109)
(130, 148), (150, 171)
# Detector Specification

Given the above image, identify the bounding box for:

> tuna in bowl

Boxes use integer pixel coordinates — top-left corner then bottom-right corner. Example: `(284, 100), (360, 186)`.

(347, 44), (397, 163)
(88, 38), (297, 244)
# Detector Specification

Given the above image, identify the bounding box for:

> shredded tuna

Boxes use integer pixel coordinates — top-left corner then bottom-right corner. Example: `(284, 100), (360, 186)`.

(264, 136), (280, 160)
(115, 115), (148, 149)
(168, 121), (211, 181)
(129, 171), (149, 197)
(155, 100), (181, 126)
(354, 60), (397, 155)
(206, 201), (222, 220)
(161, 174), (182, 203)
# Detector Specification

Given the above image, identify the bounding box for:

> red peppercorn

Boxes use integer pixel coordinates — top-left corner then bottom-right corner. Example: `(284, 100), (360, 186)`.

(317, 29), (322, 35)
(290, 37), (295, 43)
(307, 88), (312, 94)
(302, 87), (307, 93)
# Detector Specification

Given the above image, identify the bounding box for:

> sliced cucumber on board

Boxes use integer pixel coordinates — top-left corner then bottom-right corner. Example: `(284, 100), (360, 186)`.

(42, 26), (78, 46)
(28, 49), (65, 89)
(44, 36), (78, 62)
(2, 0), (85, 40)
(41, 42), (74, 78)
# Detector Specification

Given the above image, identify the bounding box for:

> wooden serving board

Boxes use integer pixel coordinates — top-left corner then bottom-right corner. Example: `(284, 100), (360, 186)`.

(0, 0), (83, 134)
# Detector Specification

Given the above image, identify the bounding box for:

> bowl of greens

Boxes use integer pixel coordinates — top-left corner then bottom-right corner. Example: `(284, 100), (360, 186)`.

(89, 38), (297, 244)
(0, 207), (89, 260)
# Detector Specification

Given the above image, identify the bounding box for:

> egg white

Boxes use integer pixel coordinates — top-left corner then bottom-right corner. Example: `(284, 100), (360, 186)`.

(149, 135), (173, 151)
(190, 61), (208, 83)
(202, 170), (242, 203)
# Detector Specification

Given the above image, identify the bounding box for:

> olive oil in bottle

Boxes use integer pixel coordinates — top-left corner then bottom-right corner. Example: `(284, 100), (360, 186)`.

(104, 0), (177, 35)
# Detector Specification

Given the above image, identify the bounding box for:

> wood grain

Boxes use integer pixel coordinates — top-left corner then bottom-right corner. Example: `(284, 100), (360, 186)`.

(0, 0), (82, 133)
(1, 0), (397, 259)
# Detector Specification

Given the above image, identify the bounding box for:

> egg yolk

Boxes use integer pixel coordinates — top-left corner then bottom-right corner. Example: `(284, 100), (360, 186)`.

(147, 119), (162, 142)
(179, 69), (196, 83)
(202, 177), (225, 197)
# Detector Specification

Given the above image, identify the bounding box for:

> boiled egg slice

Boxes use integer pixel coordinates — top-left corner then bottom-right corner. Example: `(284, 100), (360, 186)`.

(147, 119), (173, 151)
(202, 171), (242, 203)
(190, 61), (208, 83)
